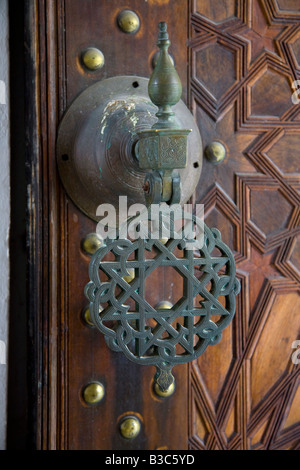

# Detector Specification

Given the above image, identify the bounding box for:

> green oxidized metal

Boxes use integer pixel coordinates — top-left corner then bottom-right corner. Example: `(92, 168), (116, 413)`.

(148, 21), (182, 129)
(136, 22), (191, 206)
(84, 22), (240, 393)
(85, 210), (240, 392)
(137, 129), (190, 170)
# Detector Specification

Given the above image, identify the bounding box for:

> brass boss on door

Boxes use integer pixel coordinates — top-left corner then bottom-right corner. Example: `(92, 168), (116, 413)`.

(57, 22), (240, 393)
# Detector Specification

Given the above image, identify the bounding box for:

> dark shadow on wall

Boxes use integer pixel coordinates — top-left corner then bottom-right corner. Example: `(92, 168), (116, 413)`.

(6, 0), (28, 450)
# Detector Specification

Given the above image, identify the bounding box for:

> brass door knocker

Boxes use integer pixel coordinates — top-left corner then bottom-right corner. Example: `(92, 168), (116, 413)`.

(57, 22), (240, 394)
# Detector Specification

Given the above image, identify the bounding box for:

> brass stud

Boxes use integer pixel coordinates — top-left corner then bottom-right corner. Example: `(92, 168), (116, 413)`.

(81, 47), (105, 71)
(81, 233), (103, 256)
(156, 300), (172, 310)
(205, 141), (226, 165)
(117, 10), (140, 34)
(154, 381), (175, 398)
(82, 305), (103, 328)
(82, 382), (105, 405)
(119, 416), (141, 439)
(122, 268), (135, 283)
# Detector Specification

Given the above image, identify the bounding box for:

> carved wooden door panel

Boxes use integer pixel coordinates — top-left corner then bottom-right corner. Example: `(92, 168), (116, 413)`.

(24, 0), (300, 450)
(188, 0), (300, 450)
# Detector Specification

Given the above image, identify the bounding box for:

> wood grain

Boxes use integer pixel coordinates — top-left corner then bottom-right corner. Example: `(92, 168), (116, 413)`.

(189, 0), (300, 450)
(23, 0), (300, 450)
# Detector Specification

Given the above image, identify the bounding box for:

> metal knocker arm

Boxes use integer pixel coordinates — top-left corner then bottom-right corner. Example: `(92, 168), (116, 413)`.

(135, 22), (191, 207)
(57, 22), (240, 394)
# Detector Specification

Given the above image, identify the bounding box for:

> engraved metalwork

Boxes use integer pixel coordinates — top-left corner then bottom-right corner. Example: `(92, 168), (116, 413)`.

(56, 76), (202, 221)
(85, 210), (240, 392)
(137, 131), (189, 170)
(136, 22), (192, 206)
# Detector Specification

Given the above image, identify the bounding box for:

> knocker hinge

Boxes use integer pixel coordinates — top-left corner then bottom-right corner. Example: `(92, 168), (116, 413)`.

(141, 169), (181, 206)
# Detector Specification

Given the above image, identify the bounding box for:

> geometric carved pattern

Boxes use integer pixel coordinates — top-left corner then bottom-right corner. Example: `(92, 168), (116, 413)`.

(32, 0), (300, 452)
(246, 178), (296, 248)
(276, 0), (300, 14)
(287, 235), (300, 276)
(290, 33), (300, 69)
(194, 41), (238, 101)
(189, 0), (300, 450)
(249, 66), (293, 118)
(85, 222), (240, 376)
(250, 188), (294, 237)
(266, 131), (300, 174)
(238, 0), (285, 66)
(282, 381), (300, 431)
(250, 291), (300, 409)
(195, 0), (238, 24)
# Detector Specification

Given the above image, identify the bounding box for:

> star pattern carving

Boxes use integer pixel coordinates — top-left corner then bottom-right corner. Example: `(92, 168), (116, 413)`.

(237, 241), (280, 312)
(189, 0), (300, 451)
(195, 104), (258, 205)
(238, 0), (286, 66)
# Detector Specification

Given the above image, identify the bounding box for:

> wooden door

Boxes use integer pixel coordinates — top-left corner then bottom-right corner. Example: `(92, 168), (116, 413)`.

(14, 0), (300, 450)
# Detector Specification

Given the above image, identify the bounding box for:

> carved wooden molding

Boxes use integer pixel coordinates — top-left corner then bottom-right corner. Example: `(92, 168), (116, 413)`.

(188, 0), (300, 450)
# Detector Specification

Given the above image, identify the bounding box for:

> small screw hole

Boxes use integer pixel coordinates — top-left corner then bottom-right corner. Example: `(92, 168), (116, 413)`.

(193, 161), (199, 168)
(62, 154), (69, 161)
(132, 81), (139, 88)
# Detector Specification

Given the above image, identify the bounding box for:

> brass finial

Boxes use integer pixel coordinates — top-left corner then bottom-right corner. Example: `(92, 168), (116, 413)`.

(148, 22), (182, 129)
(157, 21), (170, 45)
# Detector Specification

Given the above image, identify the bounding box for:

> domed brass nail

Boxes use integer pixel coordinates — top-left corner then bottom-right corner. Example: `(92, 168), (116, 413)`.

(205, 141), (226, 165)
(81, 233), (103, 255)
(81, 47), (105, 71)
(119, 416), (141, 439)
(155, 300), (172, 310)
(122, 268), (135, 283)
(117, 10), (140, 34)
(82, 305), (103, 327)
(82, 382), (105, 405)
(154, 381), (175, 398)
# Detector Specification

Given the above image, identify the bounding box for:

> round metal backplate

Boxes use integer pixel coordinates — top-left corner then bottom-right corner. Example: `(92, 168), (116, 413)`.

(56, 76), (202, 222)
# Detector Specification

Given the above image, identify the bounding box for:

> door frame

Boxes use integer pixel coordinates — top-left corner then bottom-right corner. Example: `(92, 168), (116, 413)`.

(7, 0), (62, 449)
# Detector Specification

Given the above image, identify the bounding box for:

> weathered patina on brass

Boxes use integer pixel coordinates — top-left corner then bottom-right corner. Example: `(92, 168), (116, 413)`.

(82, 304), (103, 328)
(81, 233), (103, 255)
(154, 381), (175, 398)
(81, 47), (105, 71)
(82, 382), (105, 405)
(80, 22), (240, 394)
(117, 9), (140, 34)
(136, 22), (192, 206)
(119, 416), (141, 439)
(56, 76), (202, 221)
(205, 141), (227, 165)
(85, 209), (240, 392)
(148, 22), (182, 129)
